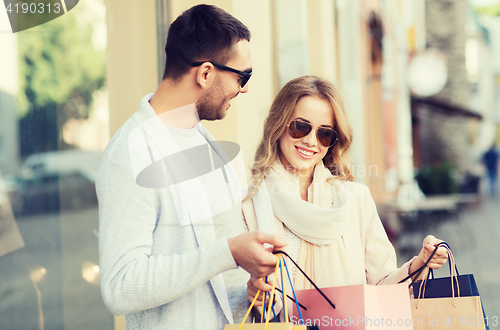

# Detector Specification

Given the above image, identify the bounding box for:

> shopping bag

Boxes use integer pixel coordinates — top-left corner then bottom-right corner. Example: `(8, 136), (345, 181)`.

(225, 254), (321, 330)
(259, 252), (412, 330)
(409, 242), (487, 330)
(412, 272), (489, 330)
(292, 283), (413, 329)
(410, 296), (485, 330)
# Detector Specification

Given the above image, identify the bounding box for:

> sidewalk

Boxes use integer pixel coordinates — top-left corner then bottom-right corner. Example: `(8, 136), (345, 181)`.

(395, 197), (500, 317)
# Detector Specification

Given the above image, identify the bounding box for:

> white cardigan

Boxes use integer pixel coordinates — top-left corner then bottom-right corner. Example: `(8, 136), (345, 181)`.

(97, 94), (249, 330)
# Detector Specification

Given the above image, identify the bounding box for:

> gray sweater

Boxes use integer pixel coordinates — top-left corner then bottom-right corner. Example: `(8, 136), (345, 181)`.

(97, 94), (250, 329)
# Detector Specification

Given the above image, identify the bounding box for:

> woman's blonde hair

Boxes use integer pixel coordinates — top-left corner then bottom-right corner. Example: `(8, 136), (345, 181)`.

(246, 76), (354, 200)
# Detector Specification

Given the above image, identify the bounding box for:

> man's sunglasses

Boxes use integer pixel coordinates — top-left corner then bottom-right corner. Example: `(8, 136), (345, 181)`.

(191, 61), (252, 88)
(287, 119), (338, 148)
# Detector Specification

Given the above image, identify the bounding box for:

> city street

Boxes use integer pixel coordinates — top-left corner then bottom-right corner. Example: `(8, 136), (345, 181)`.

(396, 196), (500, 318)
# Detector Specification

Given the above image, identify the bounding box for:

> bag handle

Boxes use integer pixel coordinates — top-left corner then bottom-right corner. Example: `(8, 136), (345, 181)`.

(237, 257), (281, 330)
(261, 254), (312, 324)
(237, 251), (336, 329)
(238, 255), (301, 329)
(423, 245), (460, 299)
(263, 255), (304, 326)
(428, 247), (460, 279)
(399, 241), (451, 284)
(280, 253), (304, 322)
(279, 255), (289, 322)
(273, 251), (336, 310)
(274, 288), (307, 311)
(263, 256), (283, 325)
(262, 255), (287, 323)
(413, 244), (461, 309)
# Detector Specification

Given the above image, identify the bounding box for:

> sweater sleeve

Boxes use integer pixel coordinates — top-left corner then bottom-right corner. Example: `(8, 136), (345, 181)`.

(97, 157), (238, 316)
(361, 185), (413, 285)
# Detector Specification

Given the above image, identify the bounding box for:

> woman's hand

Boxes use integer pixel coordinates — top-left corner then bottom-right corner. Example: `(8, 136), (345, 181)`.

(247, 276), (273, 307)
(418, 235), (449, 269)
(409, 235), (449, 281)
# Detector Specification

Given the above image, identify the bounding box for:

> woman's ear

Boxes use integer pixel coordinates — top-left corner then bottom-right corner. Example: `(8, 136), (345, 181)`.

(195, 62), (215, 89)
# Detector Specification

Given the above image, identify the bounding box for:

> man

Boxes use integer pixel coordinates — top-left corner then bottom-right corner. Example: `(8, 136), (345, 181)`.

(483, 144), (499, 197)
(97, 5), (285, 329)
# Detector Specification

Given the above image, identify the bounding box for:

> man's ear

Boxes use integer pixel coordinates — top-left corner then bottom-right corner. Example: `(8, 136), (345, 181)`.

(195, 63), (215, 89)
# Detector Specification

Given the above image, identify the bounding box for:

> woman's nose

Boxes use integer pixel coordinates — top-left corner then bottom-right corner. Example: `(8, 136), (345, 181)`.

(302, 130), (317, 146)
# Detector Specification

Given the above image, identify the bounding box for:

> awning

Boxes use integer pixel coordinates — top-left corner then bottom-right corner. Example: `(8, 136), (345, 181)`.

(411, 96), (483, 120)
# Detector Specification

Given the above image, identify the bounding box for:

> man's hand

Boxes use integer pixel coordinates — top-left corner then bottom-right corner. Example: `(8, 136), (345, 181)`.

(228, 231), (287, 278)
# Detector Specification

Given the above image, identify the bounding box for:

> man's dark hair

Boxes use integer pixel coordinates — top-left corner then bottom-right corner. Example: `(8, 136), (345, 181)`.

(162, 4), (251, 81)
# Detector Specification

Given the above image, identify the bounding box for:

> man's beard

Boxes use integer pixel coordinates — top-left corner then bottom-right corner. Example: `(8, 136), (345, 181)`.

(196, 77), (229, 121)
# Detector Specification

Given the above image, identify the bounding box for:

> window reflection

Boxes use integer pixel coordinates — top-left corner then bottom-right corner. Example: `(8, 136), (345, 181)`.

(82, 261), (100, 286)
(0, 168), (25, 258)
(0, 0), (112, 329)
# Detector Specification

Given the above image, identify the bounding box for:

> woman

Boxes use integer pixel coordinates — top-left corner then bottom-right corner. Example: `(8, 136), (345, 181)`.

(242, 76), (448, 312)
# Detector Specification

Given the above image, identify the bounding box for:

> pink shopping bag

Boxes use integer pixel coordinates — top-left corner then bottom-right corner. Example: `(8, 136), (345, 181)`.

(292, 283), (414, 330)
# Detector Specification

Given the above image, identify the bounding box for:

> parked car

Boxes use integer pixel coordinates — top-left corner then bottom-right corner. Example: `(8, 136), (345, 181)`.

(19, 150), (102, 182)
(4, 150), (101, 216)
(7, 170), (98, 216)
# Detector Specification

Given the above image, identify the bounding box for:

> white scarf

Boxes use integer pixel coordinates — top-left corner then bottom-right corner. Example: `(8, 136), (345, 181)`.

(253, 161), (352, 289)
(255, 162), (350, 246)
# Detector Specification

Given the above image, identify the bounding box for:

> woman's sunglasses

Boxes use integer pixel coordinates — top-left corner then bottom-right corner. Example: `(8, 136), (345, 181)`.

(287, 119), (338, 147)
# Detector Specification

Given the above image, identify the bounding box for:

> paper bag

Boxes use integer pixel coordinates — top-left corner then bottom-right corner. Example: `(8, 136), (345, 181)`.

(224, 324), (304, 330)
(412, 273), (489, 330)
(410, 296), (485, 329)
(292, 283), (413, 329)
(409, 242), (487, 330)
